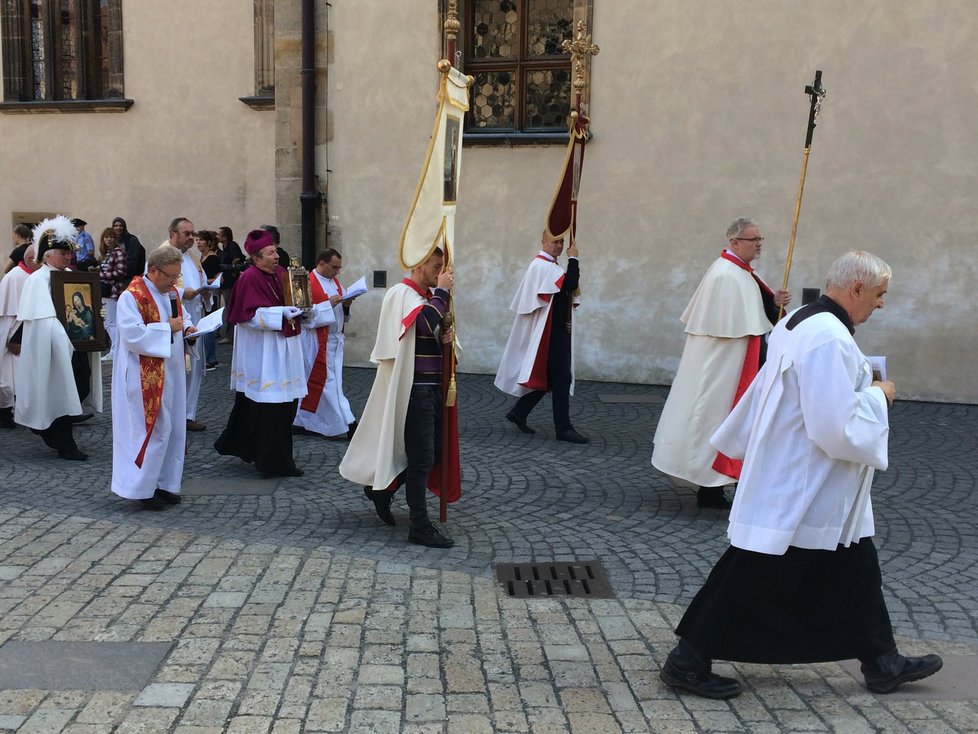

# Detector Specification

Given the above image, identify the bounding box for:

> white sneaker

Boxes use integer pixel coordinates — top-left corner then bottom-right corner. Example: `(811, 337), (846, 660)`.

(101, 353), (112, 362)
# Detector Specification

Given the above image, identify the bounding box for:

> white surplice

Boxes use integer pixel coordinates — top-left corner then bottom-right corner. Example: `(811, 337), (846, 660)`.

(294, 273), (354, 436)
(228, 304), (332, 403)
(111, 280), (194, 500)
(494, 252), (576, 397)
(179, 248), (205, 420)
(0, 264), (30, 408)
(711, 309), (889, 555)
(652, 255), (773, 488)
(13, 265), (102, 429)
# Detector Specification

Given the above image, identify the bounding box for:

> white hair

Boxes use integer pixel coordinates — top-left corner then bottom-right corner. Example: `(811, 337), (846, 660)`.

(825, 250), (892, 289)
(725, 217), (757, 239)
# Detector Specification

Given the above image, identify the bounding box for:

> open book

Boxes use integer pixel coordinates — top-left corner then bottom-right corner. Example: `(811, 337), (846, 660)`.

(342, 276), (368, 301)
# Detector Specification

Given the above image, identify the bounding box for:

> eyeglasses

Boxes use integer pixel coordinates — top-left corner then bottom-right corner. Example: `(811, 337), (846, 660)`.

(156, 268), (181, 280)
(734, 237), (764, 243)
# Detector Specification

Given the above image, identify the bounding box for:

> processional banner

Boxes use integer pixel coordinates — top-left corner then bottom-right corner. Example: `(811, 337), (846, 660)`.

(399, 65), (471, 270)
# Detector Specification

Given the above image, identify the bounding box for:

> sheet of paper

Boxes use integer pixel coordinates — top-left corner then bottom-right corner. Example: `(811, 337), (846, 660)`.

(342, 276), (368, 301)
(868, 355), (886, 381)
(199, 273), (222, 290)
(192, 307), (225, 337)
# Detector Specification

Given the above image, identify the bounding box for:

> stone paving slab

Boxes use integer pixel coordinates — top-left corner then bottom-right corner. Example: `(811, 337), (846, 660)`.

(0, 352), (975, 732)
(0, 641), (172, 690)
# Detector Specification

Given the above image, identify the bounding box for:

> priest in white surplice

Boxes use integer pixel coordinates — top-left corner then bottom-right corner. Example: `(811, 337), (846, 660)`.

(652, 218), (790, 509)
(111, 245), (197, 510)
(294, 248), (359, 439)
(0, 244), (36, 429)
(13, 216), (102, 459)
(660, 251), (943, 700)
(159, 217), (207, 432)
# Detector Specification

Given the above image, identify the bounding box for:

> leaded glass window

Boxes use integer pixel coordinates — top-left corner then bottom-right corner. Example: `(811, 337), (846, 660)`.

(1, 0), (123, 102)
(463, 0), (574, 136)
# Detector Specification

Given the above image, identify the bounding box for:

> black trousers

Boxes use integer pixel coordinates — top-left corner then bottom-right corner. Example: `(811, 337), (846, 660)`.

(510, 323), (572, 433)
(399, 384), (442, 528)
(72, 351), (91, 404)
(31, 415), (79, 454)
(676, 538), (896, 664)
(215, 393), (299, 475)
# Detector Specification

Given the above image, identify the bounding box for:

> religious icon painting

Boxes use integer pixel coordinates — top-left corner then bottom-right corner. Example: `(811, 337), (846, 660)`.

(443, 115), (461, 204)
(51, 270), (108, 351)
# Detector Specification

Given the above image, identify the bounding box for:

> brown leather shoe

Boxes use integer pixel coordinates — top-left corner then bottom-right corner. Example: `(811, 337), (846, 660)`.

(186, 420), (206, 432)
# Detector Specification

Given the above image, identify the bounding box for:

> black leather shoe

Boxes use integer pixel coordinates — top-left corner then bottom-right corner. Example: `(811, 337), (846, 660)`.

(57, 448), (88, 461)
(70, 413), (94, 424)
(364, 486), (395, 526)
(346, 420), (358, 440)
(408, 521), (455, 548)
(505, 411), (535, 434)
(697, 487), (732, 509)
(861, 649), (943, 693)
(139, 496), (167, 512)
(154, 488), (182, 505)
(556, 429), (589, 444)
(659, 641), (743, 699)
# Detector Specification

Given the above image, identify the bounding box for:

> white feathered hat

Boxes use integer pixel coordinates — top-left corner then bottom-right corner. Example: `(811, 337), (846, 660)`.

(33, 215), (78, 260)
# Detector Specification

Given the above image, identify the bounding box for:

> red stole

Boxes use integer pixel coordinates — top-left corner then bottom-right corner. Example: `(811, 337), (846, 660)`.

(127, 276), (182, 468)
(300, 272), (332, 413)
(17, 261), (32, 275)
(711, 251), (771, 480)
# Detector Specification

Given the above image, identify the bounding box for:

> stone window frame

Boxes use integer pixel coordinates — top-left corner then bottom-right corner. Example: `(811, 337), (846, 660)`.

(240, 0), (275, 110)
(0, 0), (131, 114)
(452, 0), (593, 146)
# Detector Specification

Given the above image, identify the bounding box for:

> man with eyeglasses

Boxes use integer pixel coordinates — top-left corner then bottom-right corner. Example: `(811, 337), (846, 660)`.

(652, 217), (790, 509)
(160, 217), (207, 432)
(110, 245), (197, 510)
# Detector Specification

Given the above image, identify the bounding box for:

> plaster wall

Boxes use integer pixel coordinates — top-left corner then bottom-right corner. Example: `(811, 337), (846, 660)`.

(0, 1), (275, 253)
(325, 1), (978, 402)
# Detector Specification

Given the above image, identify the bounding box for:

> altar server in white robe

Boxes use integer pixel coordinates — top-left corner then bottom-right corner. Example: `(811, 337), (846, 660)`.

(0, 244), (36, 428)
(13, 216), (102, 459)
(111, 245), (197, 510)
(294, 248), (358, 438)
(215, 229), (333, 476)
(158, 217), (207, 431)
(660, 251), (942, 700)
(652, 217), (790, 509)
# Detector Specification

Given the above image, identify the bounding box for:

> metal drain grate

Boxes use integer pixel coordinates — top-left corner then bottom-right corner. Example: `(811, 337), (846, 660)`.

(495, 561), (615, 599)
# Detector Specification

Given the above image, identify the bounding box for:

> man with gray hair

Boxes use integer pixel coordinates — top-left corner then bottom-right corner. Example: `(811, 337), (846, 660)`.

(652, 217), (790, 508)
(659, 251), (942, 699)
(111, 245), (197, 510)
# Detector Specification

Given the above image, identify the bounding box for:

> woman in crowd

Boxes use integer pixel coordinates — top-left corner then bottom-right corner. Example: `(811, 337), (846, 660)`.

(98, 226), (128, 360)
(111, 217), (145, 288)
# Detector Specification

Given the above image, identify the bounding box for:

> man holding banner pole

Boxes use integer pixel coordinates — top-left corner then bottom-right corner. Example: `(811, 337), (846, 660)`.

(339, 249), (456, 547)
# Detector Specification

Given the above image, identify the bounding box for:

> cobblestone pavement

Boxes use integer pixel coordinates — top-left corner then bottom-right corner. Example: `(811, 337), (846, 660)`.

(0, 348), (976, 733)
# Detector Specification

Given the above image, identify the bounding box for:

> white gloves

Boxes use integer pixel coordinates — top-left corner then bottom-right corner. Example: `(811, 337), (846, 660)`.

(283, 306), (303, 320)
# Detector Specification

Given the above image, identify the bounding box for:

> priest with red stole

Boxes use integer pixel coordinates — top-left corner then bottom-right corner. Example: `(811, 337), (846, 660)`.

(111, 245), (196, 510)
(651, 217), (790, 509)
(494, 230), (587, 444)
(294, 248), (358, 439)
(215, 230), (332, 477)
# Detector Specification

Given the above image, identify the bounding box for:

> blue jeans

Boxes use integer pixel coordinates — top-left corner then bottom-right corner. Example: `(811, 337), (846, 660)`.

(203, 331), (217, 365)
